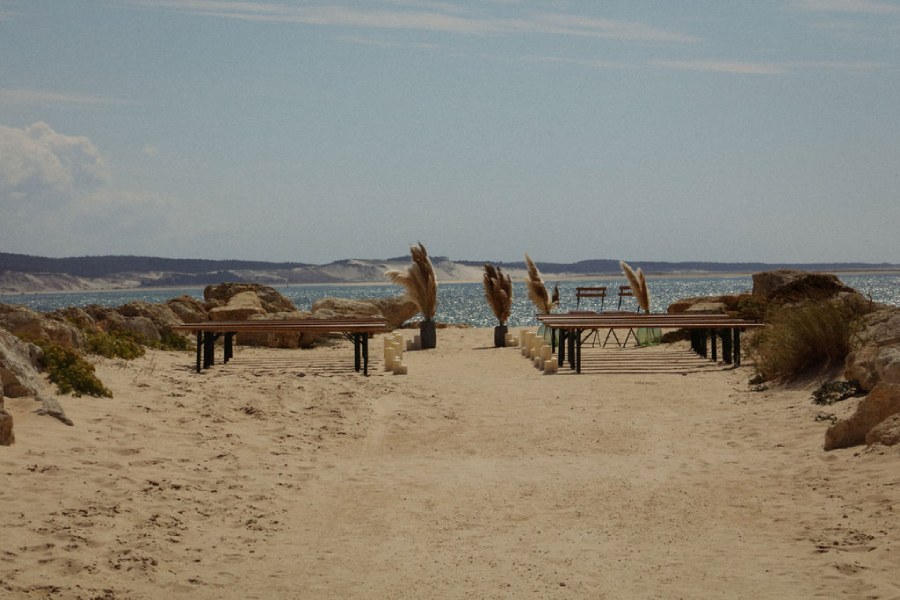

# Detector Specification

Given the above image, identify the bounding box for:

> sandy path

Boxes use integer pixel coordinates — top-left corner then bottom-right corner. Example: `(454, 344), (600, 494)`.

(1, 327), (898, 599)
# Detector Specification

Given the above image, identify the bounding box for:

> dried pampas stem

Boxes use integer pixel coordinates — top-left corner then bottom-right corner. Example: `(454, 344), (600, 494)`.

(619, 260), (650, 313)
(525, 253), (553, 314)
(483, 264), (512, 325)
(386, 242), (438, 319)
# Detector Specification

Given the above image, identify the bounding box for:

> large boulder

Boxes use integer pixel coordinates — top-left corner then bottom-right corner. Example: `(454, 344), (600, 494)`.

(116, 301), (181, 328)
(824, 383), (900, 450)
(844, 307), (900, 391)
(667, 295), (748, 314)
(752, 270), (855, 303)
(0, 304), (84, 348)
(866, 413), (900, 447)
(209, 291), (266, 322)
(0, 329), (42, 397)
(239, 311), (313, 348)
(311, 296), (418, 328)
(204, 283), (296, 314)
(166, 295), (208, 323)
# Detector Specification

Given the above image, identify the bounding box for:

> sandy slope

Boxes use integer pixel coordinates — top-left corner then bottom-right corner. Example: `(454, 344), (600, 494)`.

(1, 327), (898, 599)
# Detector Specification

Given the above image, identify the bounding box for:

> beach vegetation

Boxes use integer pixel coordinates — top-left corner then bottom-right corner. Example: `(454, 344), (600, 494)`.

(385, 242), (437, 319)
(33, 339), (113, 398)
(86, 330), (145, 359)
(482, 264), (512, 326)
(811, 380), (863, 406)
(620, 261), (651, 313)
(524, 254), (553, 314)
(746, 297), (872, 382)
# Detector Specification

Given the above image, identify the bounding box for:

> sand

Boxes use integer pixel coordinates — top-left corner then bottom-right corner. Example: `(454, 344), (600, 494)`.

(1, 326), (898, 599)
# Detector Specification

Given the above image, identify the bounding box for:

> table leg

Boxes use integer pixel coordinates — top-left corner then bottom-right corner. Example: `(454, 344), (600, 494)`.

(363, 333), (370, 376)
(711, 330), (718, 362)
(734, 329), (742, 366)
(353, 333), (361, 372)
(224, 332), (234, 363)
(721, 328), (733, 365)
(195, 332), (202, 373)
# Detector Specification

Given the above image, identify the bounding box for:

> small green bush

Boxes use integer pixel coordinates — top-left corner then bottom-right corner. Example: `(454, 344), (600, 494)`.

(35, 340), (112, 398)
(746, 298), (871, 382)
(159, 329), (192, 351)
(86, 330), (145, 359)
(812, 380), (862, 405)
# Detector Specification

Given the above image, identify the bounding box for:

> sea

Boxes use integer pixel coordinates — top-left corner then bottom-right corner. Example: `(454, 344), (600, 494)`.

(3, 273), (899, 329)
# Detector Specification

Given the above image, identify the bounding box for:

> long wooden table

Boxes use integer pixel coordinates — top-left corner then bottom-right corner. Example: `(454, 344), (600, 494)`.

(537, 312), (766, 374)
(171, 318), (391, 375)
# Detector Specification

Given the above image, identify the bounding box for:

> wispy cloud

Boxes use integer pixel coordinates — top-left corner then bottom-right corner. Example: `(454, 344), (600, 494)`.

(124, 1), (696, 43)
(0, 89), (126, 107)
(788, 0), (900, 14)
(650, 59), (886, 74)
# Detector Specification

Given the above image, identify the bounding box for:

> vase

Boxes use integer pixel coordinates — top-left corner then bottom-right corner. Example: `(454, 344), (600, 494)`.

(493, 324), (508, 348)
(420, 318), (436, 349)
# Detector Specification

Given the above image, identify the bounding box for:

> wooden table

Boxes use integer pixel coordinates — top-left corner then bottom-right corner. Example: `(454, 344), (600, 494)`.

(537, 313), (766, 374)
(171, 318), (391, 376)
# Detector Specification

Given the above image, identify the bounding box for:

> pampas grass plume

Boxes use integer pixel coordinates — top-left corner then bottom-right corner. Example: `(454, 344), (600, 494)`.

(525, 253), (553, 314)
(483, 264), (512, 325)
(386, 242), (438, 319)
(619, 260), (650, 312)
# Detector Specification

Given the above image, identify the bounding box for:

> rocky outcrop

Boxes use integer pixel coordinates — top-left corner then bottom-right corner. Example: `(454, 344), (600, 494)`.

(35, 394), (74, 426)
(0, 329), (42, 398)
(166, 295), (208, 323)
(0, 394), (13, 446)
(116, 301), (181, 327)
(752, 270), (855, 303)
(239, 311), (312, 348)
(667, 295), (748, 314)
(204, 283), (296, 314)
(311, 296), (418, 328)
(0, 304), (84, 348)
(824, 383), (900, 450)
(844, 307), (900, 392)
(209, 291), (267, 322)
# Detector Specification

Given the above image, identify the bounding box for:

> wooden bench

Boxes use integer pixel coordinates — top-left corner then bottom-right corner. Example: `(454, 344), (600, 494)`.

(537, 313), (766, 373)
(171, 318), (391, 376)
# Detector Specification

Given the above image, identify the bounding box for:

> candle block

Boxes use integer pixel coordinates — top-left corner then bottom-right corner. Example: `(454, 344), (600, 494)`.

(393, 363), (407, 375)
(544, 359), (558, 374)
(413, 335), (421, 350)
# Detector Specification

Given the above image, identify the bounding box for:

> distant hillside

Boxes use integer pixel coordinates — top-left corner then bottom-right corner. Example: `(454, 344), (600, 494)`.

(1, 252), (898, 294)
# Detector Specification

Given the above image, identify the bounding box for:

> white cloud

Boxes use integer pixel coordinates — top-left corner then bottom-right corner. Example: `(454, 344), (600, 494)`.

(789, 0), (900, 14)
(124, 1), (695, 43)
(0, 88), (125, 106)
(0, 122), (110, 206)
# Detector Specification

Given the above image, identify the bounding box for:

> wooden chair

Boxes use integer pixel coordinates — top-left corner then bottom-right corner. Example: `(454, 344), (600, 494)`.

(575, 286), (607, 311)
(617, 285), (635, 310)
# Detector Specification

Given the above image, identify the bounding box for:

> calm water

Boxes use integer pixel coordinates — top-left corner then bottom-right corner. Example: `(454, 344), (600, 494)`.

(4, 274), (899, 329)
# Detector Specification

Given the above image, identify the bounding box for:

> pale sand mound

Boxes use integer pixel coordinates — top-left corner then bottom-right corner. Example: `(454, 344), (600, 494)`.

(1, 327), (898, 599)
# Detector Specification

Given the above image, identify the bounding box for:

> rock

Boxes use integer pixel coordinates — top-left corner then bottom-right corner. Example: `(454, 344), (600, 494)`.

(311, 296), (418, 328)
(239, 311), (313, 348)
(48, 306), (97, 330)
(166, 295), (208, 323)
(667, 295), (748, 314)
(0, 303), (84, 348)
(0, 395), (13, 446)
(824, 383), (900, 450)
(209, 291), (266, 322)
(752, 270), (854, 303)
(35, 394), (74, 426)
(684, 302), (728, 314)
(844, 307), (900, 391)
(107, 315), (161, 344)
(116, 301), (181, 327)
(204, 283), (296, 314)
(866, 413), (900, 447)
(0, 329), (43, 397)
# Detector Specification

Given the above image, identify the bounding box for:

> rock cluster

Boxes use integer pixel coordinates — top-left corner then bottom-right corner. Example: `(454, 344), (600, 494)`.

(825, 305), (900, 450)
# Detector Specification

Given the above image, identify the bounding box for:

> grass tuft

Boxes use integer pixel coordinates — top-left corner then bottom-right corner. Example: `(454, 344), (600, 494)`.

(34, 340), (113, 398)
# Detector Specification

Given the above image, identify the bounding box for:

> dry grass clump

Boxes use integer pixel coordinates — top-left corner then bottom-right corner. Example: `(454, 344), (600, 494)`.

(483, 264), (512, 326)
(746, 297), (871, 382)
(524, 254), (553, 314)
(620, 260), (650, 312)
(385, 242), (438, 319)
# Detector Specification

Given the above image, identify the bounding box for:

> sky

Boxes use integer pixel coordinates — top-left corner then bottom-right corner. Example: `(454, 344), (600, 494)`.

(1, 0), (899, 266)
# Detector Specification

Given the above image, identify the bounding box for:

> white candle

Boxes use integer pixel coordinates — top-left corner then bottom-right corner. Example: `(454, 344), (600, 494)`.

(393, 363), (407, 375)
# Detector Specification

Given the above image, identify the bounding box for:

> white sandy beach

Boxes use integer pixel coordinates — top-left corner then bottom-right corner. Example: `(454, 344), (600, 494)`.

(2, 326), (898, 599)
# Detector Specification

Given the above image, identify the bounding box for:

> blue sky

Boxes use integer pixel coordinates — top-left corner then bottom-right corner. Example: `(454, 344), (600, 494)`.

(1, 1), (898, 265)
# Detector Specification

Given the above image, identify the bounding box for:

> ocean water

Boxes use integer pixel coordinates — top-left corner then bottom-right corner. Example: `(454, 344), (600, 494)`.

(4, 274), (899, 329)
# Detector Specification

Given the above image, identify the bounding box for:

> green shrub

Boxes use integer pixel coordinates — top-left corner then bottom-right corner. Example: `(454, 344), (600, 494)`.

(34, 340), (112, 398)
(812, 380), (862, 405)
(159, 329), (192, 351)
(85, 330), (145, 359)
(735, 295), (768, 321)
(746, 298), (871, 383)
